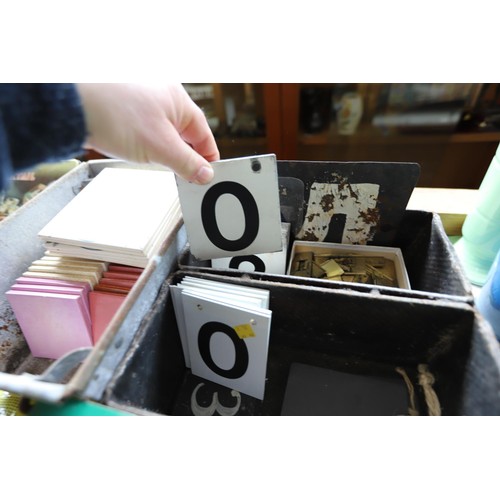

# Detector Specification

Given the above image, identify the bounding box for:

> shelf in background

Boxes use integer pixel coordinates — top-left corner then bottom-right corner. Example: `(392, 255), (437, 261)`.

(215, 136), (267, 147)
(298, 124), (500, 147)
(216, 136), (270, 159)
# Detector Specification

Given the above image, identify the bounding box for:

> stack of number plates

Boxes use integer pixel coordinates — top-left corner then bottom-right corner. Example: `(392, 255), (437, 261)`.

(169, 276), (271, 400)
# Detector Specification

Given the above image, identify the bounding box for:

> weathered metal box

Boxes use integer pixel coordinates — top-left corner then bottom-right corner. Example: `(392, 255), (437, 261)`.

(1, 158), (498, 415)
(102, 269), (500, 416)
(179, 160), (473, 304)
(0, 159), (186, 409)
(101, 160), (499, 416)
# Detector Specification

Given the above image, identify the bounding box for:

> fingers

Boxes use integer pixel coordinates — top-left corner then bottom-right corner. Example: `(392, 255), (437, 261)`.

(180, 105), (220, 164)
(149, 93), (220, 184)
(77, 82), (220, 185)
(148, 120), (216, 185)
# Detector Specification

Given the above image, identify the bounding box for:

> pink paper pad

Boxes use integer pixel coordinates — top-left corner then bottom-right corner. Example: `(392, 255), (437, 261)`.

(10, 284), (91, 324)
(98, 277), (136, 289)
(15, 277), (91, 316)
(6, 290), (93, 359)
(102, 271), (140, 281)
(15, 276), (91, 294)
(89, 291), (127, 343)
(107, 264), (143, 275)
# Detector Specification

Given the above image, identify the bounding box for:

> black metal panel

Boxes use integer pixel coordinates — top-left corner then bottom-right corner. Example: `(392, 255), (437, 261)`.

(394, 210), (472, 297)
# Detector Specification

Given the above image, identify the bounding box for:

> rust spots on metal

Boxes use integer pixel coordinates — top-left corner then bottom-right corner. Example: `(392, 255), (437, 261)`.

(347, 184), (359, 202)
(301, 229), (319, 241)
(359, 206), (381, 242)
(307, 212), (321, 222)
(0, 316), (17, 332)
(360, 207), (381, 225)
(330, 172), (348, 185)
(320, 194), (334, 212)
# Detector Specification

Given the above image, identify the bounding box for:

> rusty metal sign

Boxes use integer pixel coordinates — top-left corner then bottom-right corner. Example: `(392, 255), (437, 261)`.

(277, 160), (420, 246)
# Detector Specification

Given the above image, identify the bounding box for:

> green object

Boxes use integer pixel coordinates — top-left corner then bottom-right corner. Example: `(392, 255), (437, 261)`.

(28, 399), (133, 416)
(460, 143), (500, 285)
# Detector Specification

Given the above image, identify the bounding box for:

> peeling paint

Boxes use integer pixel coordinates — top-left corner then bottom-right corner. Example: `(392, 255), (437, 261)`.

(296, 182), (380, 244)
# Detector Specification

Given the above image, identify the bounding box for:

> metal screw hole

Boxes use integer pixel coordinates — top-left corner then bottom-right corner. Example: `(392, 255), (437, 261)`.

(251, 160), (262, 173)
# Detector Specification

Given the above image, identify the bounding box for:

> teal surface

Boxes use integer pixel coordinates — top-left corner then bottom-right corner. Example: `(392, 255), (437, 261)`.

(28, 399), (133, 416)
(460, 144), (500, 285)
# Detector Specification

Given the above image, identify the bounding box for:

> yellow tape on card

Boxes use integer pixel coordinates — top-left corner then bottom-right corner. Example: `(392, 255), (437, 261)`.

(233, 324), (256, 339)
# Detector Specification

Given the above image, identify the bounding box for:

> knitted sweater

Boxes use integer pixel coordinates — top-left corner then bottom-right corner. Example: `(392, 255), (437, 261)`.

(0, 83), (87, 192)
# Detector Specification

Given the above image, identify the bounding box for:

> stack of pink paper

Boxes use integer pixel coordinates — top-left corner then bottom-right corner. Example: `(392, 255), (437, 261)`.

(7, 277), (94, 359)
(6, 253), (143, 359)
(89, 264), (142, 343)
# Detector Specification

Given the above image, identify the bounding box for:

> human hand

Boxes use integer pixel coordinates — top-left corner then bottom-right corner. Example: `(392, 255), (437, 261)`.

(75, 83), (220, 184)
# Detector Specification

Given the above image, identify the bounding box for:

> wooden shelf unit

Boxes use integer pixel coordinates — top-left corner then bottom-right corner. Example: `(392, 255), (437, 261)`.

(88, 83), (500, 190)
(279, 83), (500, 189)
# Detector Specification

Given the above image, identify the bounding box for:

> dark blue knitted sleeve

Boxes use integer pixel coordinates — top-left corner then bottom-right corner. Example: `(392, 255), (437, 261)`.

(0, 83), (87, 192)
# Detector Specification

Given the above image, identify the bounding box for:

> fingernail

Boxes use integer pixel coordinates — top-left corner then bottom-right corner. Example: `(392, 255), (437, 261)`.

(192, 165), (214, 185)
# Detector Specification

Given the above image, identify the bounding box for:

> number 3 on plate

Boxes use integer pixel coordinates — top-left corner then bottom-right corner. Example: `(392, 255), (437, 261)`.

(176, 154), (283, 260)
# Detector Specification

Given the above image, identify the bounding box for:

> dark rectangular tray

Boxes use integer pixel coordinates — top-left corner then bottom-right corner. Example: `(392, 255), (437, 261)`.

(102, 270), (500, 416)
(179, 210), (474, 304)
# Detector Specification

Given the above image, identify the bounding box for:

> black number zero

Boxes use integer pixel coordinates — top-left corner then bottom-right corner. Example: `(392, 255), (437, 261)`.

(198, 321), (249, 379)
(201, 181), (259, 251)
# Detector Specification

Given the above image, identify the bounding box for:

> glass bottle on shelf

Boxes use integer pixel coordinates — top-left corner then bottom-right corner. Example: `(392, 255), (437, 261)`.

(299, 86), (332, 134)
